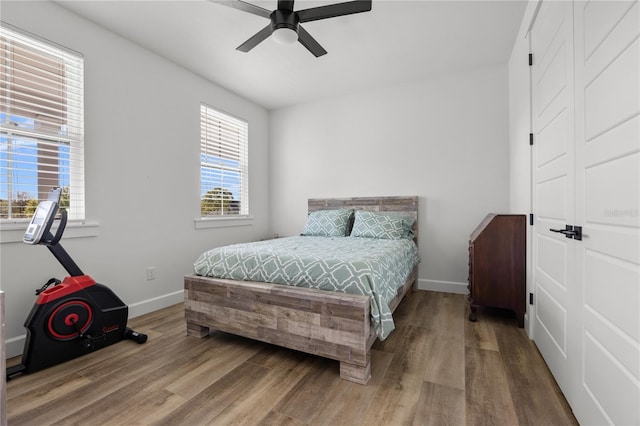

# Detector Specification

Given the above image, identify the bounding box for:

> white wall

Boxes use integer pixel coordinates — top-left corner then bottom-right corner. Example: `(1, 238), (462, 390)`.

(0, 1), (270, 357)
(269, 65), (512, 292)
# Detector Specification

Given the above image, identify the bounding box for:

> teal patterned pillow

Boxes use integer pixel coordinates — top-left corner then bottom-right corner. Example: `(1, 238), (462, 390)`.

(350, 210), (415, 239)
(301, 209), (353, 237)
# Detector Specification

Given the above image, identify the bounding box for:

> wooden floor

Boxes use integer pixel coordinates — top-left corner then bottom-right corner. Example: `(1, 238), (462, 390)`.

(6, 291), (577, 425)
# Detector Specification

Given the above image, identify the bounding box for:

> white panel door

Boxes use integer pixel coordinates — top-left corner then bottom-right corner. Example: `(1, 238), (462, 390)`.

(573, 1), (640, 424)
(530, 0), (576, 398)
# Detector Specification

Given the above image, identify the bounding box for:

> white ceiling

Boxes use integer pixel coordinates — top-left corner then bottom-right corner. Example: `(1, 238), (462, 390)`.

(53, 0), (527, 110)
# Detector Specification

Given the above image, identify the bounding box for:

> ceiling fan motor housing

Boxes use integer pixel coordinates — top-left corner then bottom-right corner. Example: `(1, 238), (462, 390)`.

(271, 10), (299, 34)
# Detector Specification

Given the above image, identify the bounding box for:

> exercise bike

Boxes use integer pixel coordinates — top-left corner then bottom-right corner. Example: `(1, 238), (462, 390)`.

(6, 188), (147, 380)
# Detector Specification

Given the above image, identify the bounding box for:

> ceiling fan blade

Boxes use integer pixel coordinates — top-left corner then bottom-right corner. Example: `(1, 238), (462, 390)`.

(297, 0), (372, 23)
(212, 0), (271, 19)
(236, 24), (273, 52)
(277, 0), (295, 11)
(297, 26), (327, 57)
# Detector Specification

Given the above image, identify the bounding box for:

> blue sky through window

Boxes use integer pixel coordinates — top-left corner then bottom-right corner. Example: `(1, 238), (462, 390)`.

(200, 153), (241, 201)
(1, 112), (70, 201)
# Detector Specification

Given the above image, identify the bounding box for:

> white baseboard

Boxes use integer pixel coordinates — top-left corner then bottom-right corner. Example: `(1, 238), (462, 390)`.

(5, 290), (185, 359)
(128, 290), (184, 319)
(6, 335), (27, 359)
(417, 278), (468, 294)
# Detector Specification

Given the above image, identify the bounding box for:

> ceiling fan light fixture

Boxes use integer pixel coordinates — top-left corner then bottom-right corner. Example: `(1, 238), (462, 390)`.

(223, 0), (372, 56)
(272, 27), (298, 45)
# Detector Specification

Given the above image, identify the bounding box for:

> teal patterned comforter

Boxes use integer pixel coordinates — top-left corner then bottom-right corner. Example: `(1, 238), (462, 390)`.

(193, 236), (420, 340)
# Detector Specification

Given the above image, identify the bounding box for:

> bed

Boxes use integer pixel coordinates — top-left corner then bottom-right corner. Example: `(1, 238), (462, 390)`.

(184, 196), (419, 384)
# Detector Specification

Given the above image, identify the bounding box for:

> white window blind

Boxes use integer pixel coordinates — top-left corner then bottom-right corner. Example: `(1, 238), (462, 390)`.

(200, 104), (249, 217)
(0, 24), (84, 220)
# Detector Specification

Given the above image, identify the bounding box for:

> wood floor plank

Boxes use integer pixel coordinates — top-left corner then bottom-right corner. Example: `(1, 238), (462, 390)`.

(155, 361), (272, 426)
(359, 348), (429, 425)
(465, 345), (519, 426)
(373, 322), (431, 354)
(421, 333), (465, 391)
(246, 342), (314, 369)
(74, 327), (204, 381)
(7, 329), (212, 425)
(5, 294), (578, 426)
(272, 356), (342, 423)
(203, 350), (319, 425)
(418, 291), (466, 341)
(257, 410), (307, 426)
(9, 370), (145, 424)
(376, 326), (465, 392)
(164, 334), (265, 399)
(411, 381), (466, 426)
(99, 389), (186, 426)
(6, 373), (91, 417)
(53, 368), (185, 425)
(493, 319), (578, 426)
(464, 310), (500, 351)
(6, 333), (148, 398)
(388, 287), (421, 329)
(307, 349), (394, 425)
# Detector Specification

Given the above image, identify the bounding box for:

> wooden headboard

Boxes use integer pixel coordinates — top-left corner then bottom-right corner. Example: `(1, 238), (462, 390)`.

(307, 196), (419, 244)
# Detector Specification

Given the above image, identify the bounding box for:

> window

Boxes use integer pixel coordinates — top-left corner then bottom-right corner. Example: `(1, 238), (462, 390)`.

(200, 104), (248, 217)
(1, 24), (84, 221)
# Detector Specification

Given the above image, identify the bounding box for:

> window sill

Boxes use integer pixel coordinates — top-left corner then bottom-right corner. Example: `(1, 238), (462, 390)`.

(0, 221), (100, 244)
(194, 216), (254, 229)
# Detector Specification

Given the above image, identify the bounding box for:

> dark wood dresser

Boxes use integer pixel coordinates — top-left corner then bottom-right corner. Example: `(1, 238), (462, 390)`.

(468, 214), (526, 327)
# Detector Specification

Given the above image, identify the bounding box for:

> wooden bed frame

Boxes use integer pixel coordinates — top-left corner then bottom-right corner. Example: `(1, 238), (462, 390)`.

(184, 196), (419, 384)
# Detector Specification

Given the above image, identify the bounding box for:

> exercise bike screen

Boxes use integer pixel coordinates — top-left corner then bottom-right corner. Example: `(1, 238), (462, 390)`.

(32, 204), (49, 225)
(24, 201), (55, 244)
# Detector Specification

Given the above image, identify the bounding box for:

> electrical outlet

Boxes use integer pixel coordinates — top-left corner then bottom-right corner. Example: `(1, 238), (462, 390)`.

(146, 266), (156, 281)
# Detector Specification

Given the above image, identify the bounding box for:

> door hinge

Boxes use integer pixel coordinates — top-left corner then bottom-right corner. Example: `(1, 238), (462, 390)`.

(529, 213), (534, 226)
(529, 53), (533, 66)
(530, 133), (534, 145)
(529, 293), (534, 305)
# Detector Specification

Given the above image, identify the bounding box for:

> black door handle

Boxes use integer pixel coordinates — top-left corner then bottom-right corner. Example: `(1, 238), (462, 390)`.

(550, 225), (582, 241)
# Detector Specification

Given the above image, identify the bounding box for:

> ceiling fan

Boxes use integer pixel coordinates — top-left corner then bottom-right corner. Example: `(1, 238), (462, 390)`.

(213, 0), (373, 57)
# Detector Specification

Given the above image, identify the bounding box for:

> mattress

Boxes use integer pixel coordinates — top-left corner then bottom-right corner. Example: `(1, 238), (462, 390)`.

(193, 235), (420, 340)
